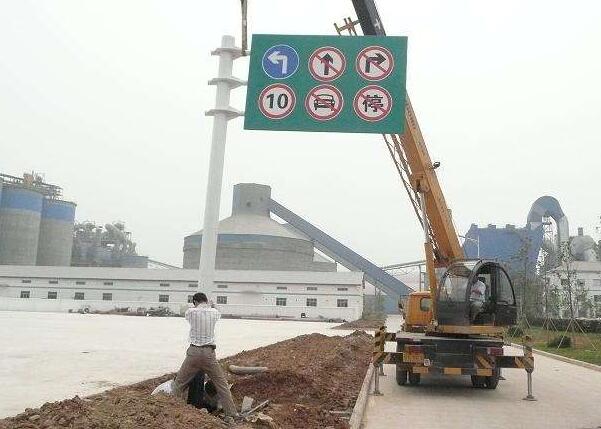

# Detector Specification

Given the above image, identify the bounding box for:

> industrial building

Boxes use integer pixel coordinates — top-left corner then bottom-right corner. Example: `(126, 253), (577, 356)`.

(0, 182), (413, 319)
(0, 265), (363, 320)
(0, 172), (76, 267)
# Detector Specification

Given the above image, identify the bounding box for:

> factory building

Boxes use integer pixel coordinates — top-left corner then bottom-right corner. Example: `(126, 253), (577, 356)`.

(0, 173), (76, 267)
(0, 266), (363, 320)
(183, 184), (337, 272)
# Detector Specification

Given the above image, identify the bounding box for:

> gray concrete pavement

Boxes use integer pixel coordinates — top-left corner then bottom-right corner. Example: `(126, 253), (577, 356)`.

(362, 343), (601, 429)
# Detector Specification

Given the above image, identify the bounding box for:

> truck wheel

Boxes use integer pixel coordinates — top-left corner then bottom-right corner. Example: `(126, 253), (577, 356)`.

(485, 370), (500, 390)
(408, 372), (421, 385)
(471, 375), (486, 388)
(396, 367), (408, 386)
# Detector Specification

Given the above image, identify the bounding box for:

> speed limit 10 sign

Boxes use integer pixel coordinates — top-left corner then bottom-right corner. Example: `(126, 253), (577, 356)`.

(244, 34), (407, 134)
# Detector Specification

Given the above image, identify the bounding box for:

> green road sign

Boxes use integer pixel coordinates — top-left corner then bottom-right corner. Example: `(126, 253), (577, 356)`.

(244, 34), (407, 134)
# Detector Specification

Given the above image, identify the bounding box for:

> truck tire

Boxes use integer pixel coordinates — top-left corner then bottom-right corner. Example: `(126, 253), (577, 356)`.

(396, 367), (408, 385)
(471, 375), (486, 388)
(485, 370), (500, 389)
(408, 372), (421, 386)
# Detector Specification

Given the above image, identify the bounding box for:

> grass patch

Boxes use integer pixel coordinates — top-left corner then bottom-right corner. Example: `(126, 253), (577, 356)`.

(509, 326), (601, 366)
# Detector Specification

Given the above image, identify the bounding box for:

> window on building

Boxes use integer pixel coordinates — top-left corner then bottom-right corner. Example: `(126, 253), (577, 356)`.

(337, 299), (348, 308)
(103, 282), (113, 286)
(276, 286), (288, 290)
(76, 281), (86, 285)
(49, 280), (58, 284)
(21, 279), (31, 284)
(217, 284), (228, 289)
(103, 293), (113, 301)
(276, 297), (287, 306)
(594, 295), (601, 303)
(47, 291), (57, 299)
(594, 279), (601, 288)
(306, 298), (317, 307)
(337, 287), (348, 291)
(159, 294), (169, 303)
(74, 292), (85, 300)
(160, 283), (170, 287)
(188, 283), (198, 288)
(217, 296), (227, 304)
(187, 295), (194, 303)
(307, 286), (317, 291)
(20, 291), (30, 299)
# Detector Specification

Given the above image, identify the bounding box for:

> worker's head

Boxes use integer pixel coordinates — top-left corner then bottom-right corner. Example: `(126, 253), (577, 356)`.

(192, 292), (208, 306)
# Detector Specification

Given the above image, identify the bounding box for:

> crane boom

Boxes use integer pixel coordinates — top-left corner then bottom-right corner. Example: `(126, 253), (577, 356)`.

(348, 0), (464, 316)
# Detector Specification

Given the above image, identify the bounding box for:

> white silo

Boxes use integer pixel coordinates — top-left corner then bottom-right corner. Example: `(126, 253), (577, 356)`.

(0, 184), (44, 265)
(36, 198), (77, 266)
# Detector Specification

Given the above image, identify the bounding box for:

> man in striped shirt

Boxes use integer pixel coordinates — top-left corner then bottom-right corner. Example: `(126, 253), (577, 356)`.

(173, 292), (237, 419)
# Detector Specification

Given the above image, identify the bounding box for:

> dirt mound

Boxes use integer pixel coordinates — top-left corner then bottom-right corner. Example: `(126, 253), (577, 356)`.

(332, 319), (385, 331)
(0, 331), (372, 429)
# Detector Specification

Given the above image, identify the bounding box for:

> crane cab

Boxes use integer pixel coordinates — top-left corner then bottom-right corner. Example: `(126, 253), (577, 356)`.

(402, 260), (517, 334)
(435, 260), (517, 330)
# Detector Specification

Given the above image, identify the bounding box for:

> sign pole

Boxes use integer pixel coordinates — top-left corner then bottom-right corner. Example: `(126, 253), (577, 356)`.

(200, 35), (245, 298)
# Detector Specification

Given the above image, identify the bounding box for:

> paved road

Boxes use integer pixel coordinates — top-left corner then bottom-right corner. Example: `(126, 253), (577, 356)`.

(363, 337), (601, 428)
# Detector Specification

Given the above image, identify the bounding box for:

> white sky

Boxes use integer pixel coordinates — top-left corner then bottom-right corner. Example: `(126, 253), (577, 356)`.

(1, 0), (600, 267)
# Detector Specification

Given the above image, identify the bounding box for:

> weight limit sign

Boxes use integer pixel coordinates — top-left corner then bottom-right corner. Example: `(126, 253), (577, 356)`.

(258, 83), (296, 120)
(305, 84), (343, 121)
(353, 85), (392, 122)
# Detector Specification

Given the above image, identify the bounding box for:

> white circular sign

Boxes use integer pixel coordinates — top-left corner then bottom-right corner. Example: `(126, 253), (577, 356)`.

(258, 83), (296, 120)
(308, 46), (346, 82)
(356, 45), (394, 81)
(353, 85), (392, 122)
(305, 84), (344, 121)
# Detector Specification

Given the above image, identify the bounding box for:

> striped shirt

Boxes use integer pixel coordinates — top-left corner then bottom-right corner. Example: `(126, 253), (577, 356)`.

(185, 304), (221, 347)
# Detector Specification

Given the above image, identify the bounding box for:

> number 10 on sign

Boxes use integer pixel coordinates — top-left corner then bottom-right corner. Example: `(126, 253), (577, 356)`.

(258, 84), (296, 119)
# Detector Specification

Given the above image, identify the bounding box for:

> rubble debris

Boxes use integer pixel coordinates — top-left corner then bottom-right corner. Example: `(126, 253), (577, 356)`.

(332, 318), (385, 331)
(0, 331), (372, 429)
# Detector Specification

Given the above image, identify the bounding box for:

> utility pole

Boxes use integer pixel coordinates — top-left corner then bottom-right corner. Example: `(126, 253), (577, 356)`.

(199, 36), (246, 298)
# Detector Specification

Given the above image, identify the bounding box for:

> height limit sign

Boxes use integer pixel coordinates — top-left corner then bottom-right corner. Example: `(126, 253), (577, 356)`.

(244, 34), (407, 134)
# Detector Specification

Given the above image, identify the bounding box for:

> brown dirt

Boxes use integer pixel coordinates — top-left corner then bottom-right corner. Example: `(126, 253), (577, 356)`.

(0, 331), (372, 429)
(332, 319), (385, 331)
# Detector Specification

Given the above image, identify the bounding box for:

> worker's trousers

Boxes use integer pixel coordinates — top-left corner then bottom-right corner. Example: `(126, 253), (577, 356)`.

(173, 345), (237, 416)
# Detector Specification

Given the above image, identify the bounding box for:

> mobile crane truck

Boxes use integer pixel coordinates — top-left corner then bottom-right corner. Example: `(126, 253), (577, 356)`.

(341, 0), (535, 395)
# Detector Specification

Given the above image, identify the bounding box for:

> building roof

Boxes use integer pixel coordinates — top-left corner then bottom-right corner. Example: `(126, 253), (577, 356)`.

(0, 265), (364, 285)
(187, 214), (309, 241)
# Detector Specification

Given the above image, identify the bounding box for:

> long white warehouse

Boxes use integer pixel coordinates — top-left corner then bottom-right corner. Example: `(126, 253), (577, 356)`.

(0, 266), (364, 320)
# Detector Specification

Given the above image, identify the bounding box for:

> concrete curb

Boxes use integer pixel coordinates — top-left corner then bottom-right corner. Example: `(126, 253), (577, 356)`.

(349, 365), (374, 429)
(511, 342), (601, 372)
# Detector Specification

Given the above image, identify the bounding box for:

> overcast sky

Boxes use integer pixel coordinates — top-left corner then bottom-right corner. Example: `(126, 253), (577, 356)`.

(1, 0), (600, 267)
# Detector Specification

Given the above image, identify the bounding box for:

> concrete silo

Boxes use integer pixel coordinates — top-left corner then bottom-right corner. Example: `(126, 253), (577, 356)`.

(36, 198), (76, 266)
(183, 183), (336, 272)
(0, 184), (44, 265)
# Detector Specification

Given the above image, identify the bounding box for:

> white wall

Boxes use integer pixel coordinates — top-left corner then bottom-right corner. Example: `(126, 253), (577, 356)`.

(0, 269), (363, 320)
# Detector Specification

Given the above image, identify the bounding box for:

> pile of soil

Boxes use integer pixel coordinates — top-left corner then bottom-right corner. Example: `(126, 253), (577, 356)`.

(332, 319), (385, 331)
(0, 331), (372, 429)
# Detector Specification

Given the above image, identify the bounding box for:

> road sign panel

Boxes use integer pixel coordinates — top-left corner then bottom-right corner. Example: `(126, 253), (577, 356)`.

(356, 45), (394, 81)
(308, 46), (346, 82)
(353, 85), (392, 122)
(305, 84), (344, 121)
(262, 44), (299, 79)
(258, 84), (296, 119)
(245, 34), (407, 134)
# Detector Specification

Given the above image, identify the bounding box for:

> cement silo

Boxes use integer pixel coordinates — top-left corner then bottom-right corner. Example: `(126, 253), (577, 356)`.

(0, 184), (44, 265)
(36, 198), (76, 266)
(183, 183), (337, 272)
